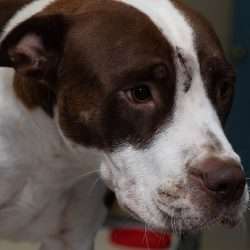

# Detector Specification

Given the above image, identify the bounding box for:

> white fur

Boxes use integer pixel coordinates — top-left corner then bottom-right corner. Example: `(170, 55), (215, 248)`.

(0, 68), (107, 248)
(0, 1), (107, 247)
(0, 0), (58, 42)
(0, 1), (108, 249)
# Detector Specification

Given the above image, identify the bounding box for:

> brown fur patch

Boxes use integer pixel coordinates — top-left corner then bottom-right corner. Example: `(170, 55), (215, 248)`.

(56, 3), (176, 150)
(42, 0), (87, 15)
(13, 75), (56, 116)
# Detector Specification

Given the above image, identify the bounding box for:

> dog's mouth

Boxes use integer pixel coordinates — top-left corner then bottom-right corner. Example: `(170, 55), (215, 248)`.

(116, 188), (247, 234)
(153, 203), (242, 233)
(123, 203), (243, 234)
(101, 157), (248, 233)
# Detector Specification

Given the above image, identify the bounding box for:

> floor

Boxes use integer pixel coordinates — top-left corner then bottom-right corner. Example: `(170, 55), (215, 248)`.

(0, 212), (249, 250)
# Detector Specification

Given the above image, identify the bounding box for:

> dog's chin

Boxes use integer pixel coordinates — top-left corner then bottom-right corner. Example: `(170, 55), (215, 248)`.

(131, 210), (242, 234)
(119, 198), (245, 234)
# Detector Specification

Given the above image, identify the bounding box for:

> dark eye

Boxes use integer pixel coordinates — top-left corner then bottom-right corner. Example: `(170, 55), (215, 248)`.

(130, 85), (152, 103)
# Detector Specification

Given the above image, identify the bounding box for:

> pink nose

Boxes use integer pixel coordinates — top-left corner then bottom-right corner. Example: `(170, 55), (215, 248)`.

(190, 157), (246, 203)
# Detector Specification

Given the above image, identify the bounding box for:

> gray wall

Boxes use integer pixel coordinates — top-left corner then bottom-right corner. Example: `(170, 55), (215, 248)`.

(182, 0), (233, 54)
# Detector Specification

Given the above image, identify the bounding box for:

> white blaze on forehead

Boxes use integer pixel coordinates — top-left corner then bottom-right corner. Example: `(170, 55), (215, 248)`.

(116, 0), (195, 54)
(0, 0), (58, 43)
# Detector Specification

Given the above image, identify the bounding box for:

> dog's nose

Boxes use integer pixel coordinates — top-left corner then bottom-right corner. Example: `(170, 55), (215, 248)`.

(190, 158), (246, 203)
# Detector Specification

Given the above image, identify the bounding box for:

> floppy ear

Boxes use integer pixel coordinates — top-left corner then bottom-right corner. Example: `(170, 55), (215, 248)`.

(0, 14), (68, 82)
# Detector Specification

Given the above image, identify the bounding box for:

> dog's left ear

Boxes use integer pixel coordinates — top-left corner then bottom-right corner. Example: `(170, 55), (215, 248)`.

(0, 14), (68, 82)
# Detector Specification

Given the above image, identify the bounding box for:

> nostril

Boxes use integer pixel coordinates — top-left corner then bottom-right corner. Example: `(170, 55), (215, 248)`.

(216, 183), (231, 195)
(190, 157), (246, 202)
(203, 172), (235, 197)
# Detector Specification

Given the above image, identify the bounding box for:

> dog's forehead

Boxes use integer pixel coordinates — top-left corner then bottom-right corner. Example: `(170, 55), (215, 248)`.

(116, 0), (195, 57)
(64, 0), (225, 78)
(62, 1), (179, 86)
(68, 2), (173, 61)
(114, 0), (225, 62)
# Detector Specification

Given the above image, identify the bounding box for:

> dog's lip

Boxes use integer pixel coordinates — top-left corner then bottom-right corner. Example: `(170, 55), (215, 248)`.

(118, 199), (169, 230)
(153, 194), (184, 214)
(154, 198), (241, 232)
(121, 200), (241, 233)
(219, 215), (240, 228)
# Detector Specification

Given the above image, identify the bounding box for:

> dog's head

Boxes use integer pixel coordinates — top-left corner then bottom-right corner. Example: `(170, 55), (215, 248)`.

(0, 0), (248, 232)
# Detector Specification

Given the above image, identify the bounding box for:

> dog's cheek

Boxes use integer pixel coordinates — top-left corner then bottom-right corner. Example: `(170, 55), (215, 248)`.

(57, 85), (106, 148)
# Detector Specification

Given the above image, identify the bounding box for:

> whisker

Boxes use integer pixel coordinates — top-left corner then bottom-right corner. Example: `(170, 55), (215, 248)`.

(179, 210), (183, 235)
(145, 223), (150, 250)
(171, 215), (176, 234)
(68, 169), (100, 186)
(176, 217), (180, 235)
(76, 169), (99, 180)
(88, 177), (101, 195)
(143, 224), (147, 243)
(170, 216), (173, 233)
(173, 216), (177, 235)
(198, 216), (221, 232)
(157, 233), (163, 248)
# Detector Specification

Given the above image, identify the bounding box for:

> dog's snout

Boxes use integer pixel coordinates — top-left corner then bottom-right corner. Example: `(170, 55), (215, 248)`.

(190, 158), (246, 203)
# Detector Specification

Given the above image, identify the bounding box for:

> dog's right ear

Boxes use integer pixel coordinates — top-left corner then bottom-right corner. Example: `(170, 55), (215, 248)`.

(0, 14), (69, 82)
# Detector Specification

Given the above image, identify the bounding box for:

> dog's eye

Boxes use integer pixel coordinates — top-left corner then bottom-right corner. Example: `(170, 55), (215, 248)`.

(130, 85), (152, 103)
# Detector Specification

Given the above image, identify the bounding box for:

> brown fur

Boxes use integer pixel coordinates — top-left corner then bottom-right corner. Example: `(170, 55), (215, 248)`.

(56, 3), (176, 150)
(14, 75), (56, 115)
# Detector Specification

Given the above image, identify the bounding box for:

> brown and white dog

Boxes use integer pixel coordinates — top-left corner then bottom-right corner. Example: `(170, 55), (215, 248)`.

(0, 0), (248, 249)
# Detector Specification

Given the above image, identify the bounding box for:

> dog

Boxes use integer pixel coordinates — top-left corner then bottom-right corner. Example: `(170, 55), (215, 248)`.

(0, 0), (248, 249)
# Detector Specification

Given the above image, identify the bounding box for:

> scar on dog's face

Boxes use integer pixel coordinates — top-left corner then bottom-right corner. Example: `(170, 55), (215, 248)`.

(0, 1), (248, 232)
